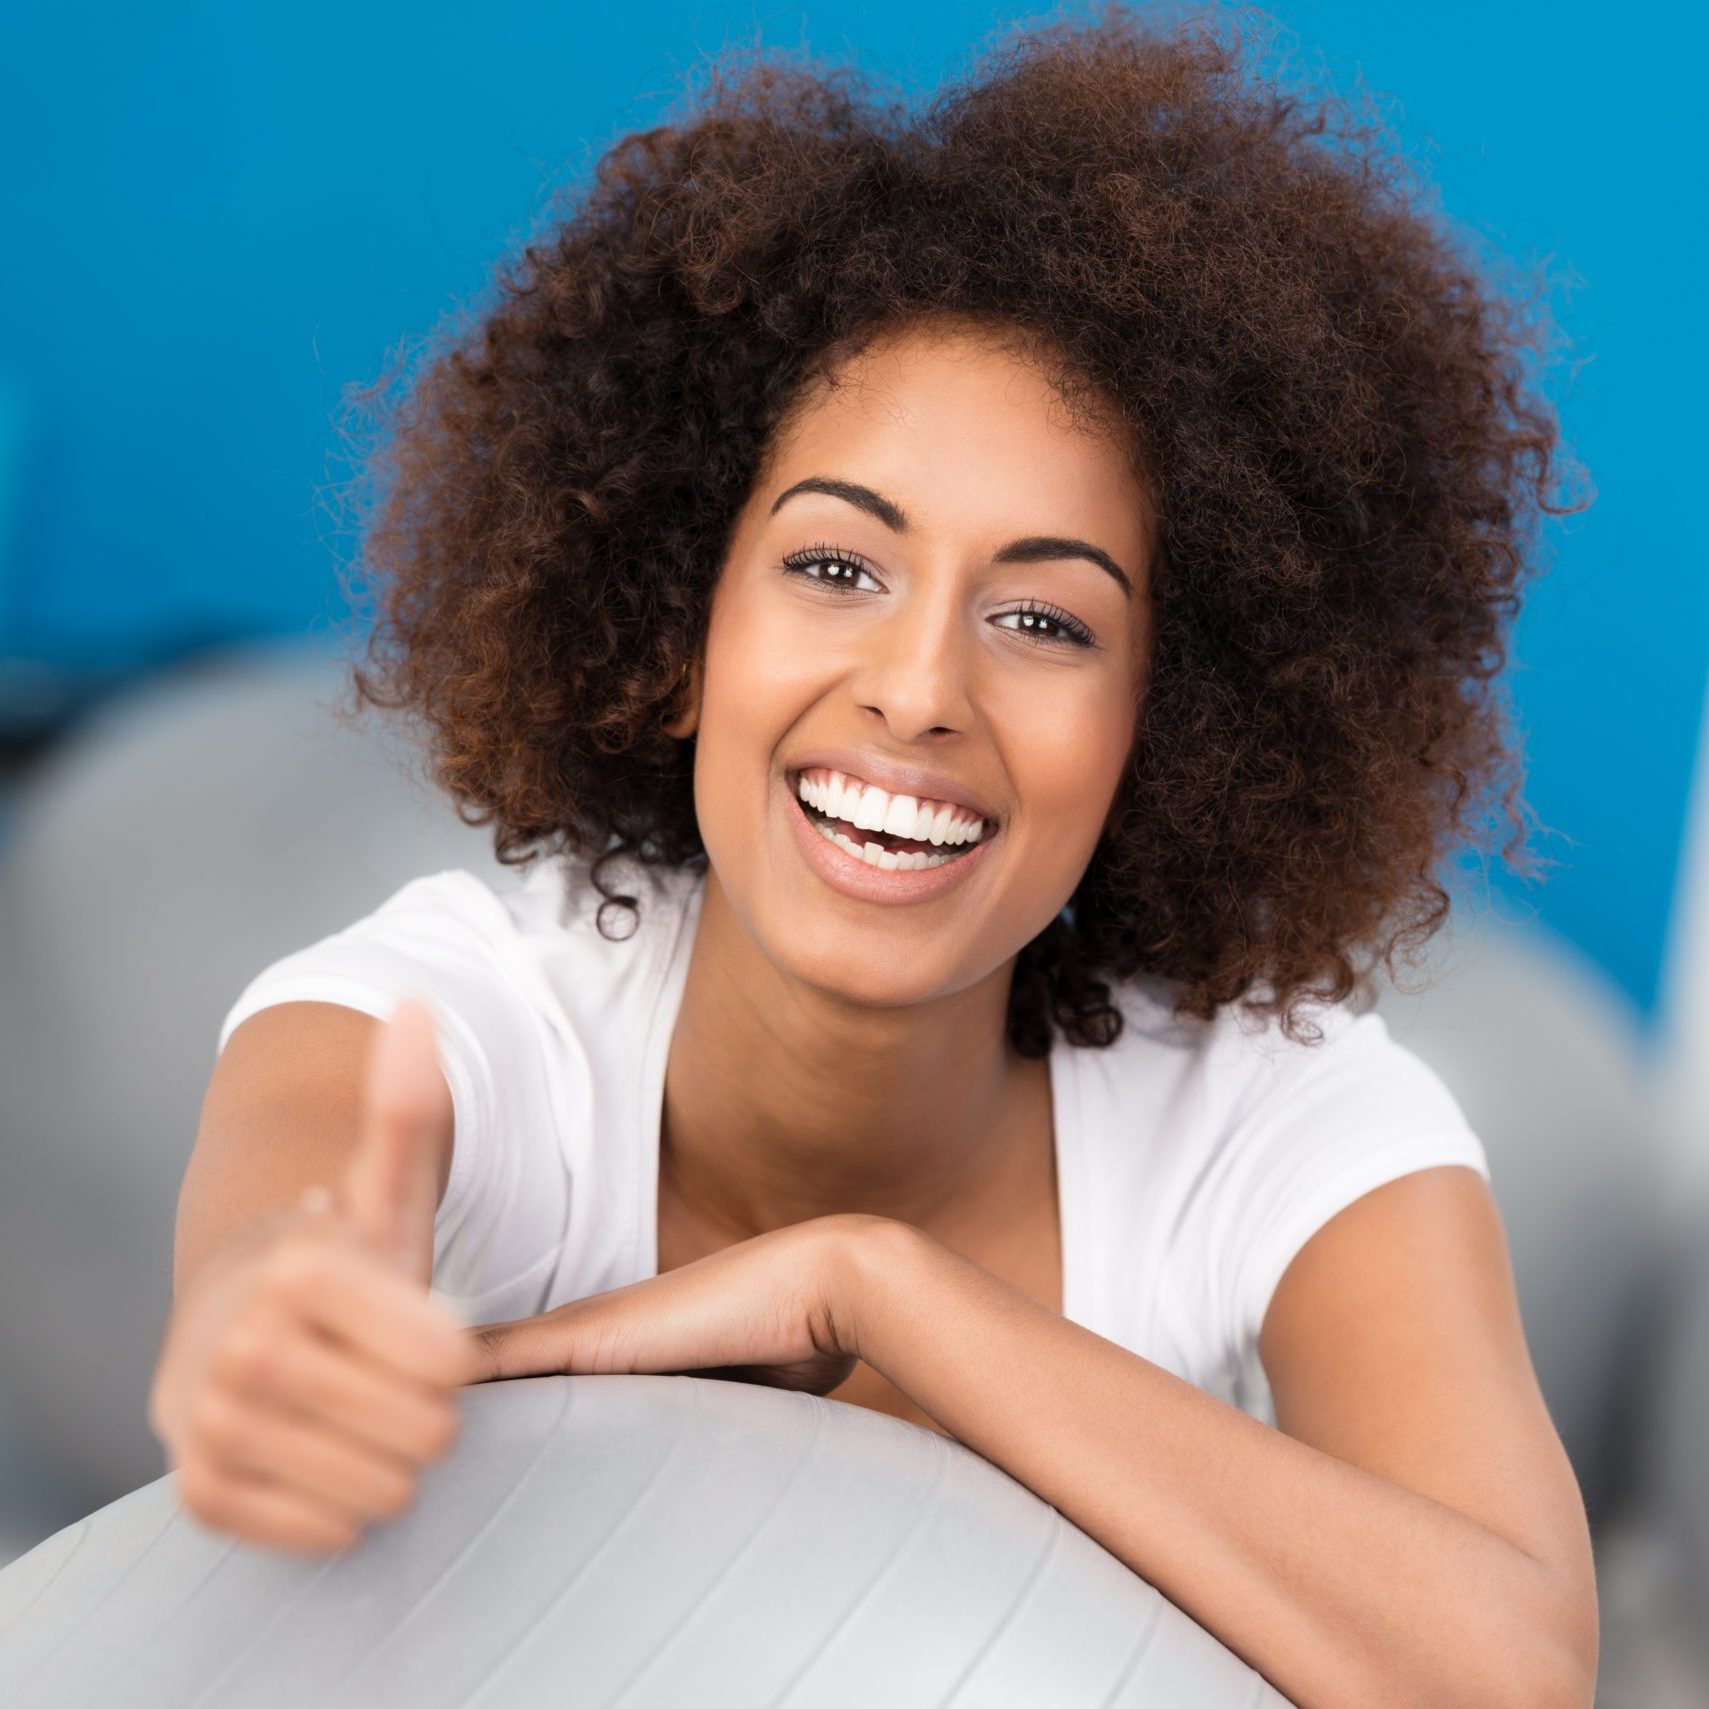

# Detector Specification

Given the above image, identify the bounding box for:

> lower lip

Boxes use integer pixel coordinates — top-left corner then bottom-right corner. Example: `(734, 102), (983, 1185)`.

(783, 776), (996, 906)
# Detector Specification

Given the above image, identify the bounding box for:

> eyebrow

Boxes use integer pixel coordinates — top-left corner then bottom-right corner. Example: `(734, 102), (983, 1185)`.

(769, 475), (1134, 597)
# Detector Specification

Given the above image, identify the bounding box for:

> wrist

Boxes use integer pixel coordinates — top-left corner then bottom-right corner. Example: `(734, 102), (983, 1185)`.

(818, 1213), (932, 1365)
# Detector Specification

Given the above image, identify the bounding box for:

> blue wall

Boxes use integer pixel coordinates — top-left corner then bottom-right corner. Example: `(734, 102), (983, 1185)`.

(0, 1), (1701, 1025)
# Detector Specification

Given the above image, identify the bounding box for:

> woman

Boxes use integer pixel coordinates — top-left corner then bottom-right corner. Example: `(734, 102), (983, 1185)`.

(151, 8), (1598, 1705)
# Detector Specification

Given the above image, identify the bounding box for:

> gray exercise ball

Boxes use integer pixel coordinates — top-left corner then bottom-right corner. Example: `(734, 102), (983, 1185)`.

(0, 638), (519, 1511)
(0, 1373), (1294, 1708)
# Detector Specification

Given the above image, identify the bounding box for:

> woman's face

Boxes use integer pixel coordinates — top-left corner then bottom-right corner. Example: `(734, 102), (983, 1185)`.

(679, 322), (1153, 1014)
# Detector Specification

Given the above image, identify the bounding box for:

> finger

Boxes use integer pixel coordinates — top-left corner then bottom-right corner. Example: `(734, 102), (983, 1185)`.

(176, 1457), (362, 1556)
(265, 1239), (481, 1389)
(188, 1385), (419, 1525)
(470, 1286), (690, 1382)
(220, 1317), (461, 1466)
(341, 997), (452, 1278)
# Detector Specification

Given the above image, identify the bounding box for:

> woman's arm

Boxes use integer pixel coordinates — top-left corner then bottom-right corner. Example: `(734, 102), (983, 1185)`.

(175, 1002), (451, 1300)
(465, 1166), (1595, 1708)
(841, 1165), (1597, 1709)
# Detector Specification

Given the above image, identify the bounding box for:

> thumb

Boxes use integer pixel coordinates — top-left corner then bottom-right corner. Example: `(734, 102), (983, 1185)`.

(339, 996), (452, 1287)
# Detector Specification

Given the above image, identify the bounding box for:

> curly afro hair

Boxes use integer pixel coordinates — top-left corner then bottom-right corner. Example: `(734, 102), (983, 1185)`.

(329, 0), (1587, 1055)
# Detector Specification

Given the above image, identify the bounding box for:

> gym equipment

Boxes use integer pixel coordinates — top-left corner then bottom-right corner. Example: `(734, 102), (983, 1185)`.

(0, 1371), (1292, 1708)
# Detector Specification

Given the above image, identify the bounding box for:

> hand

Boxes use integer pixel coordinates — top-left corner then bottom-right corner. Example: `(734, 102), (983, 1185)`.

(467, 1214), (882, 1397)
(149, 998), (484, 1555)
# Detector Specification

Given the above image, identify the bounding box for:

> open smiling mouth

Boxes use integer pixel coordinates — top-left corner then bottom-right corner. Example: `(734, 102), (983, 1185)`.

(789, 770), (995, 873)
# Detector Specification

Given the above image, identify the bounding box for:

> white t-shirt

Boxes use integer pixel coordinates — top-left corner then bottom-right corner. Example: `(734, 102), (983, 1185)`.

(215, 856), (1490, 1426)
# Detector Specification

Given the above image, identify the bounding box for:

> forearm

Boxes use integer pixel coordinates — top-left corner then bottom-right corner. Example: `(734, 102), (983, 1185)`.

(838, 1222), (1589, 1709)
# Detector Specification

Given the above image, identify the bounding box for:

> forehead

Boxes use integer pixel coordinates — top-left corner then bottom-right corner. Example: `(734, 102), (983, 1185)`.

(760, 325), (1153, 554)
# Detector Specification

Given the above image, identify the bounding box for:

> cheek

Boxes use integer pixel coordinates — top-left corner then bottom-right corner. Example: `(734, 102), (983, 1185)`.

(692, 594), (820, 824)
(704, 581), (838, 731)
(1007, 682), (1131, 861)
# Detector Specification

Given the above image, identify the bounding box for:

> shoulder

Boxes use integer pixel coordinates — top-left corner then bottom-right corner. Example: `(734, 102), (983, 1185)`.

(368, 850), (689, 943)
(1083, 978), (1489, 1401)
(1130, 982), (1488, 1224)
(1091, 975), (1470, 1142)
(217, 850), (705, 1074)
(326, 850), (705, 991)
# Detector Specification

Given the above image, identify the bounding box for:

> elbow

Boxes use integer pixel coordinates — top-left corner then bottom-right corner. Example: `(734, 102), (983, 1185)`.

(1490, 1537), (1599, 1709)
(1407, 1564), (1598, 1709)
(1531, 1563), (1599, 1709)
(1424, 1640), (1593, 1709)
(1511, 1646), (1595, 1709)
(1479, 1587), (1599, 1709)
(1527, 1621), (1598, 1709)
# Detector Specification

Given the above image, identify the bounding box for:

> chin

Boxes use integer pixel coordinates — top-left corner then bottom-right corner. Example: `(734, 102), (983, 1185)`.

(772, 925), (965, 1012)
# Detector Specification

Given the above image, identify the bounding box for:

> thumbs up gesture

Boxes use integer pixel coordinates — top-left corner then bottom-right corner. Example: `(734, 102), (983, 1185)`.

(149, 998), (484, 1556)
(338, 996), (456, 1288)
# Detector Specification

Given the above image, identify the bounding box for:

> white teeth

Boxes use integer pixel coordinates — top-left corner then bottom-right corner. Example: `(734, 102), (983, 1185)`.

(853, 785), (887, 832)
(806, 814), (969, 871)
(795, 767), (988, 850)
(881, 794), (918, 838)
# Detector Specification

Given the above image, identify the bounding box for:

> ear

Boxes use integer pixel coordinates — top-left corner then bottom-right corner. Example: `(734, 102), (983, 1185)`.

(661, 655), (702, 741)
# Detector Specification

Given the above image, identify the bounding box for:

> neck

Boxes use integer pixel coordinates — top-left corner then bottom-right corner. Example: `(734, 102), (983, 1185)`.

(659, 867), (1049, 1248)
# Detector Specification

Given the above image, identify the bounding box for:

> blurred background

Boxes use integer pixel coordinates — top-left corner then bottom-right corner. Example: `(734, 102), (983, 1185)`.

(0, 1), (1702, 1701)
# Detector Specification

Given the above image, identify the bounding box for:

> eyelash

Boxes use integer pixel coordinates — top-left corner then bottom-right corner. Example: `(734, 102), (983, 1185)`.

(779, 542), (1097, 650)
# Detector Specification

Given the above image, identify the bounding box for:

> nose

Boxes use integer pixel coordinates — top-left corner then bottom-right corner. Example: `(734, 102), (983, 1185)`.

(850, 576), (976, 741)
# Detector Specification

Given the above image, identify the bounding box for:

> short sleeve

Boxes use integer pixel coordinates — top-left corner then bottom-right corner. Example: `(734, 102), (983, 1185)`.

(1215, 1007), (1490, 1373)
(214, 869), (558, 1309)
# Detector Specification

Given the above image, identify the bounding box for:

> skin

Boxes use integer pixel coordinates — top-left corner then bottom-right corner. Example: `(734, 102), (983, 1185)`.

(654, 320), (1153, 1311)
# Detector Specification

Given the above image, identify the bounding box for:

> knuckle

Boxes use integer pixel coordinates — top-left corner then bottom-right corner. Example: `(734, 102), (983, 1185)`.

(187, 1387), (241, 1453)
(214, 1324), (274, 1389)
(321, 1516), (364, 1551)
(262, 1239), (323, 1300)
(371, 1467), (418, 1517)
(175, 1459), (231, 1526)
(420, 1406), (460, 1461)
(278, 1505), (353, 1554)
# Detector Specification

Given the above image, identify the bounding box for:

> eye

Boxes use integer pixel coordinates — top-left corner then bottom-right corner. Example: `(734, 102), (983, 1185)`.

(993, 600), (1096, 650)
(781, 544), (1096, 651)
(780, 542), (881, 593)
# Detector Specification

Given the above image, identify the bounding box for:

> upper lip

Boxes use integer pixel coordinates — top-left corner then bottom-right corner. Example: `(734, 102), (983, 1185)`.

(785, 747), (1002, 828)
